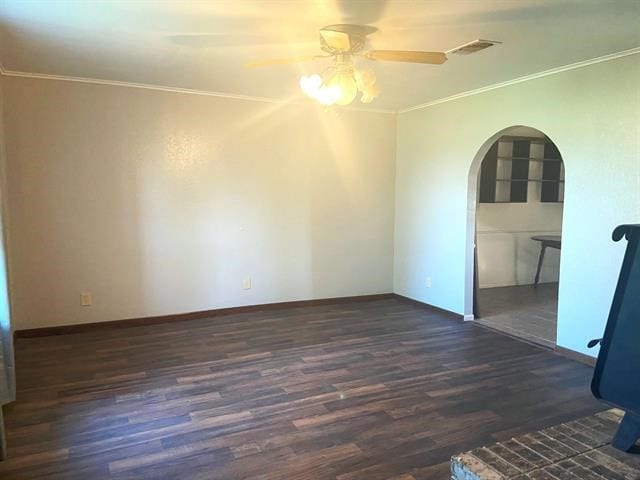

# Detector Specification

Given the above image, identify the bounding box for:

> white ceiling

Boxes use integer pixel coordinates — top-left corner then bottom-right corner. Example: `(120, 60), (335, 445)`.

(1, 0), (639, 111)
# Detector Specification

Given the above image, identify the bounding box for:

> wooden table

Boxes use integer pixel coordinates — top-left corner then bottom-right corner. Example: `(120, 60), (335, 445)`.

(531, 235), (561, 285)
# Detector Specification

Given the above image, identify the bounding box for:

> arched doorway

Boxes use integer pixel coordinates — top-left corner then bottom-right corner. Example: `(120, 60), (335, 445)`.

(466, 126), (565, 347)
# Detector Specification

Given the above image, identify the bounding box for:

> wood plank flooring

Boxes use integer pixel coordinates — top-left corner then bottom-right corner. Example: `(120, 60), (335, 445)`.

(0, 298), (603, 479)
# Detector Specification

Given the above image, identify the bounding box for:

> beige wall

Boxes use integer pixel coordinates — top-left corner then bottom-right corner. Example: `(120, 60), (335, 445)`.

(394, 53), (640, 356)
(0, 74), (15, 405)
(3, 77), (396, 329)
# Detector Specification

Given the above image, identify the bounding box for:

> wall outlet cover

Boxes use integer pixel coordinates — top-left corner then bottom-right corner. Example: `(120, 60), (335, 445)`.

(80, 292), (92, 306)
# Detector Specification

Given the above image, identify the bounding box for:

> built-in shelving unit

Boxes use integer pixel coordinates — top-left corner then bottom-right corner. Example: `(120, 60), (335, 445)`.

(479, 136), (564, 204)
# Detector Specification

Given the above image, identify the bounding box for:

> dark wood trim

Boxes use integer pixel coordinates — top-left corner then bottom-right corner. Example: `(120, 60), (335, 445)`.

(472, 319), (596, 366)
(554, 346), (597, 367)
(0, 406), (6, 461)
(14, 293), (394, 338)
(391, 293), (463, 320)
(472, 321), (555, 350)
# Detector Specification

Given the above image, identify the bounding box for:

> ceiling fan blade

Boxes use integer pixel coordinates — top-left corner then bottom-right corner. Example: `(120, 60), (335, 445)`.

(319, 30), (351, 51)
(365, 50), (448, 65)
(245, 55), (325, 68)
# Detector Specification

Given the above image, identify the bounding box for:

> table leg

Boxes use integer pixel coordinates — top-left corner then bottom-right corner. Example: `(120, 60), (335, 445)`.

(534, 244), (547, 286)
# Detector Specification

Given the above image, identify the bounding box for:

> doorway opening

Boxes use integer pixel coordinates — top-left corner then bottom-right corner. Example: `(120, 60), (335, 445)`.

(470, 126), (564, 347)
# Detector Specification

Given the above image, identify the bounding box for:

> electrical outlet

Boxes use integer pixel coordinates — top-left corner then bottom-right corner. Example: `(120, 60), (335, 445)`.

(425, 277), (432, 288)
(80, 292), (92, 306)
(242, 277), (252, 290)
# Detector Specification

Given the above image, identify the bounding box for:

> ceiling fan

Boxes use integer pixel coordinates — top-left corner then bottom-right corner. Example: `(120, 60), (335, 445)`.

(247, 24), (498, 107)
(247, 24), (448, 68)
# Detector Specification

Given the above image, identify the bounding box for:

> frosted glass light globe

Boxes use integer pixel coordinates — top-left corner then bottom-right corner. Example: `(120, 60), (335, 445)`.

(327, 72), (358, 106)
(355, 69), (375, 90)
(315, 85), (341, 105)
(361, 82), (381, 103)
(299, 74), (322, 98)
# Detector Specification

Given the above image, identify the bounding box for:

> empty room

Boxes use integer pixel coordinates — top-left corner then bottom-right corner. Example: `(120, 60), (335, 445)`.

(0, 1), (639, 479)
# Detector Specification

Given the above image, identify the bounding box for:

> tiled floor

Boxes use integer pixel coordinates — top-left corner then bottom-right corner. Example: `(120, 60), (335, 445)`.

(451, 409), (639, 480)
(475, 283), (558, 348)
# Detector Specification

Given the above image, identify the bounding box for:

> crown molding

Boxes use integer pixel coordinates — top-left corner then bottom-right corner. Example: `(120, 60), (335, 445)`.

(0, 68), (295, 104)
(1, 46), (637, 115)
(0, 67), (395, 114)
(399, 46), (640, 114)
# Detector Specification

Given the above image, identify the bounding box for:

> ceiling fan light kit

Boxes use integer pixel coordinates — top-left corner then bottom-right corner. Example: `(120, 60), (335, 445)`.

(249, 24), (500, 108)
(300, 56), (379, 106)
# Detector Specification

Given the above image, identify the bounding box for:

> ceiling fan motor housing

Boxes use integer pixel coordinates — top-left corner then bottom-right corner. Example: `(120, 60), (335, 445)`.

(319, 24), (377, 55)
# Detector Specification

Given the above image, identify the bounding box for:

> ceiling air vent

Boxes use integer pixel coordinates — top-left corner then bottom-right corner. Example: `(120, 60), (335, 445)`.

(447, 39), (501, 55)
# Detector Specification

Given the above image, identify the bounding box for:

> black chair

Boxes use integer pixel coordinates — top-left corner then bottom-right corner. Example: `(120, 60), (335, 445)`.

(590, 224), (640, 452)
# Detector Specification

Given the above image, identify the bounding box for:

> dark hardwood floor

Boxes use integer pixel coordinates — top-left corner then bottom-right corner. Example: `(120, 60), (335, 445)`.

(0, 298), (603, 479)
